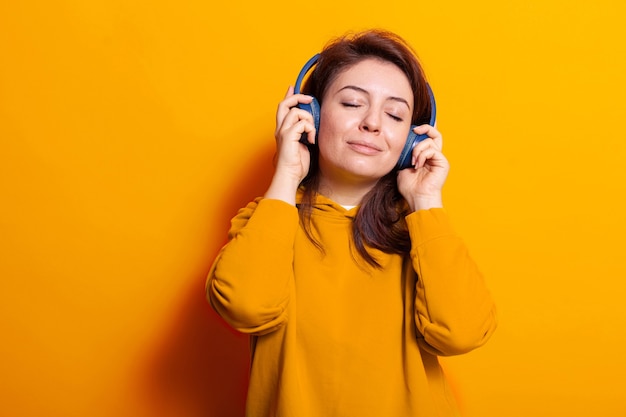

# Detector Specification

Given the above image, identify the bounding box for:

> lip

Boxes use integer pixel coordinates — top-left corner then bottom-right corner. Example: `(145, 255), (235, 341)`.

(346, 140), (383, 155)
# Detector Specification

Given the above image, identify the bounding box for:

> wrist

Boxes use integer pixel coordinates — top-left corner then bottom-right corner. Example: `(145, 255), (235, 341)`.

(264, 169), (302, 206)
(407, 194), (443, 212)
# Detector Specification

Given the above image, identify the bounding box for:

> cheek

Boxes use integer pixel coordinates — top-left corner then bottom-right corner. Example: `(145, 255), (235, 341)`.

(316, 120), (336, 160)
(318, 107), (339, 137)
(317, 112), (346, 150)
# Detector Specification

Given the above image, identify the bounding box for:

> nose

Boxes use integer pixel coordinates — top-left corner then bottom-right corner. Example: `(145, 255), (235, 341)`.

(360, 109), (381, 134)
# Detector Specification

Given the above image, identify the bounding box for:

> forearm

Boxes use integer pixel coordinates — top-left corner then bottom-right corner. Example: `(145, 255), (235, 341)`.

(408, 208), (497, 356)
(264, 168), (301, 206)
(207, 199), (299, 334)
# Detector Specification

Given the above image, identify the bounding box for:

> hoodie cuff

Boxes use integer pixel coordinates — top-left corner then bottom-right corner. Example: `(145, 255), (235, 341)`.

(406, 208), (456, 247)
(246, 198), (300, 240)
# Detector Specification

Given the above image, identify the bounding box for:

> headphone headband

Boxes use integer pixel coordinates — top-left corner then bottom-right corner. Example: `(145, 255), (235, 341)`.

(294, 54), (320, 95)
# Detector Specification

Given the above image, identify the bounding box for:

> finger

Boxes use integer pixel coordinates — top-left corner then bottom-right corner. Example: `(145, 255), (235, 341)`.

(284, 85), (294, 98)
(413, 124), (443, 150)
(414, 148), (438, 169)
(296, 120), (317, 145)
(277, 91), (314, 113)
(410, 138), (437, 165)
(281, 106), (315, 131)
(276, 102), (314, 137)
(412, 141), (446, 168)
(276, 92), (315, 133)
(277, 112), (316, 144)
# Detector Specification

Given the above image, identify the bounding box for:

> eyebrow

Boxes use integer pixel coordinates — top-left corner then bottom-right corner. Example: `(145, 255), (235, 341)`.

(338, 85), (411, 110)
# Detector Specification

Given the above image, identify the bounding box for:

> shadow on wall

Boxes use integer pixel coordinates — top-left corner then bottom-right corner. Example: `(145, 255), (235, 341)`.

(141, 143), (277, 417)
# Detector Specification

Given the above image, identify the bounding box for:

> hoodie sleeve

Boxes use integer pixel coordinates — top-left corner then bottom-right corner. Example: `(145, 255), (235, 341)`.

(206, 198), (299, 335)
(407, 208), (497, 356)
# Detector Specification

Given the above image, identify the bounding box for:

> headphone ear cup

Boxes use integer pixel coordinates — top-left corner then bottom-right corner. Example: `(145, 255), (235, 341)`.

(297, 97), (320, 145)
(396, 126), (429, 170)
(396, 83), (437, 170)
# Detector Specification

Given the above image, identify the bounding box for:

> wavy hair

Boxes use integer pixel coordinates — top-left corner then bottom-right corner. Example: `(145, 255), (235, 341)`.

(298, 29), (433, 267)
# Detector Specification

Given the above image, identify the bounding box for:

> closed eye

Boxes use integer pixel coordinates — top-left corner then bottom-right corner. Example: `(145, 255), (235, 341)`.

(387, 113), (403, 122)
(342, 102), (361, 108)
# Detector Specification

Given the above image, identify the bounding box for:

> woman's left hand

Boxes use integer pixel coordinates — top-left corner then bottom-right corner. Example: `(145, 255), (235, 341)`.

(397, 125), (450, 212)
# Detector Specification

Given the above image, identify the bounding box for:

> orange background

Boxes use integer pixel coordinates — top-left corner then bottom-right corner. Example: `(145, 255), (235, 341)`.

(1, 1), (625, 416)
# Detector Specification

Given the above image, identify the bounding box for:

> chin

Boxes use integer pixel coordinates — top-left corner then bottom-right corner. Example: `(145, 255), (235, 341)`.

(346, 164), (394, 181)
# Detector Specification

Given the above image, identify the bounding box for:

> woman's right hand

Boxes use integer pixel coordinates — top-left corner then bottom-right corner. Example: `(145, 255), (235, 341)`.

(265, 86), (316, 205)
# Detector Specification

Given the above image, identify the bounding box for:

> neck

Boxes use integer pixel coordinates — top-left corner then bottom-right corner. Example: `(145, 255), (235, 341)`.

(318, 175), (378, 206)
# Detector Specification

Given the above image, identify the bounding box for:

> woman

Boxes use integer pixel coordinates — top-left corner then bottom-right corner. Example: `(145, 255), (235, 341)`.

(207, 29), (497, 417)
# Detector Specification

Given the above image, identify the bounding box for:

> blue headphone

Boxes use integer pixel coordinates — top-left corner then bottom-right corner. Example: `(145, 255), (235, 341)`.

(294, 53), (437, 170)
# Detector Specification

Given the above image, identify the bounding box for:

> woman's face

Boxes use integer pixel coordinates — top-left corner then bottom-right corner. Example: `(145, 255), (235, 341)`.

(317, 58), (413, 185)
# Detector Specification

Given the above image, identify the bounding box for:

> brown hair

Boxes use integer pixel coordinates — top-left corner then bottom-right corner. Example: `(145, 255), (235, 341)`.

(299, 29), (432, 267)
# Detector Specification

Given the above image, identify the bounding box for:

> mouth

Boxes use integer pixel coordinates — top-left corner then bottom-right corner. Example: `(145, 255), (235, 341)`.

(346, 140), (383, 155)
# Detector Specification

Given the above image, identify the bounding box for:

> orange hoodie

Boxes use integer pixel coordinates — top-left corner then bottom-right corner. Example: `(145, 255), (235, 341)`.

(207, 194), (496, 417)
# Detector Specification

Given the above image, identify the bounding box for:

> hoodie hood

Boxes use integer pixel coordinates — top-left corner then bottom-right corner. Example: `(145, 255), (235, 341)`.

(295, 188), (359, 220)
